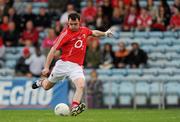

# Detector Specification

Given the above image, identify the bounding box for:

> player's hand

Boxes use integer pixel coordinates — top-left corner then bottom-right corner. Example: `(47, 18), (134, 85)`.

(41, 68), (49, 77)
(105, 29), (113, 38)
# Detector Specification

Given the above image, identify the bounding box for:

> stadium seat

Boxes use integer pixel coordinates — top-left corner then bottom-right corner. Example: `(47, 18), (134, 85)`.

(126, 69), (143, 76)
(5, 60), (17, 69)
(96, 69), (112, 76)
(118, 37), (132, 43)
(142, 69), (159, 76)
(98, 75), (111, 82)
(118, 81), (134, 106)
(148, 60), (166, 68)
(163, 31), (173, 38)
(148, 32), (163, 38)
(134, 81), (149, 106)
(32, 2), (48, 8)
(134, 31), (149, 38)
(166, 60), (180, 68)
(166, 53), (180, 61)
(5, 53), (21, 60)
(100, 38), (112, 45)
(119, 95), (132, 106)
(149, 81), (162, 106)
(141, 38), (157, 46)
(157, 68), (174, 76)
(164, 82), (180, 105)
(111, 69), (128, 76)
(119, 81), (134, 95)
(102, 81), (119, 96)
(165, 45), (180, 53)
(135, 81), (149, 95)
(171, 38), (180, 45)
(149, 52), (167, 61)
(157, 38), (173, 46)
(172, 69), (180, 76)
(0, 68), (15, 78)
(120, 32), (134, 38)
(103, 95), (117, 106)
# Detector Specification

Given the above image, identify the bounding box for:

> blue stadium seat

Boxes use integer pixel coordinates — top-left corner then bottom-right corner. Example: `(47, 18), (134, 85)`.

(111, 69), (128, 76)
(127, 69), (143, 76)
(141, 38), (157, 46)
(149, 52), (167, 61)
(142, 45), (169, 53)
(149, 82), (161, 105)
(148, 60), (166, 68)
(32, 2), (48, 8)
(135, 81), (149, 106)
(163, 31), (178, 38)
(142, 69), (159, 76)
(103, 82), (119, 95)
(98, 75), (111, 82)
(171, 38), (180, 45)
(166, 60), (180, 68)
(172, 69), (180, 76)
(135, 81), (149, 95)
(5, 53), (21, 60)
(165, 82), (180, 94)
(0, 68), (14, 78)
(157, 68), (174, 76)
(156, 38), (173, 46)
(119, 81), (134, 94)
(148, 32), (163, 38)
(166, 52), (180, 61)
(100, 38), (112, 45)
(134, 31), (149, 38)
(103, 95), (117, 106)
(118, 81), (134, 106)
(119, 38), (141, 46)
(141, 45), (154, 53)
(5, 60), (17, 69)
(113, 32), (120, 39)
(164, 81), (180, 105)
(96, 69), (112, 75)
(120, 32), (134, 38)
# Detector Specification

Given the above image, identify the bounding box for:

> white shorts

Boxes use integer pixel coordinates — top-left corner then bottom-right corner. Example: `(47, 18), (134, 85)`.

(48, 60), (85, 83)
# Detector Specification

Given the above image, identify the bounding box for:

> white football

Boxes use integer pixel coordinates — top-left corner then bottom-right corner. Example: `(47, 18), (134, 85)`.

(54, 103), (70, 116)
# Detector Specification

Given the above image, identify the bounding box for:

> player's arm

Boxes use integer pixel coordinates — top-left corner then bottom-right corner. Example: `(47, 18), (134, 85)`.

(42, 46), (56, 76)
(92, 29), (113, 37)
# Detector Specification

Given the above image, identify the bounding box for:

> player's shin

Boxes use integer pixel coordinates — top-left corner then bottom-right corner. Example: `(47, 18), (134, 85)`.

(71, 78), (85, 107)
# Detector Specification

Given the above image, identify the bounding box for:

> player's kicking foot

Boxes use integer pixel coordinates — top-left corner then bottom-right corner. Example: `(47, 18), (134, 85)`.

(32, 78), (44, 89)
(71, 103), (86, 116)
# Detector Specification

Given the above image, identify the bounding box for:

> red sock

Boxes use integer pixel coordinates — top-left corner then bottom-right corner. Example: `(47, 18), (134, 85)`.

(72, 101), (79, 108)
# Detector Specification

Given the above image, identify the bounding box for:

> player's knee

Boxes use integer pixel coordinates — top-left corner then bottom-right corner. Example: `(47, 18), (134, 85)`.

(42, 80), (54, 90)
(44, 87), (50, 90)
(43, 84), (52, 90)
(76, 79), (85, 90)
(78, 83), (85, 90)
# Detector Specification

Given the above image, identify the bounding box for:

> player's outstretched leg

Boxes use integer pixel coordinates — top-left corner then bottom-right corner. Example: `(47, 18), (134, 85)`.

(32, 78), (55, 90)
(32, 78), (44, 89)
(70, 78), (86, 116)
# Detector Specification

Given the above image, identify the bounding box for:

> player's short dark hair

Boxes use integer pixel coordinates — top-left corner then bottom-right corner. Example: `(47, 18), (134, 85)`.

(68, 12), (80, 21)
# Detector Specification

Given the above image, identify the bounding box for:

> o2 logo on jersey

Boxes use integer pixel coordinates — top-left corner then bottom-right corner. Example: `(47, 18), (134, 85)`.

(74, 40), (83, 48)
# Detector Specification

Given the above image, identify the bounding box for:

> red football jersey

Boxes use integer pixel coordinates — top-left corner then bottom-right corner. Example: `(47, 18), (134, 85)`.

(53, 27), (93, 65)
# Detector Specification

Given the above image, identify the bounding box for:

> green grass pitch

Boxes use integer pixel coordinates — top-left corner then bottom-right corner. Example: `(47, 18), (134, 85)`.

(0, 109), (180, 122)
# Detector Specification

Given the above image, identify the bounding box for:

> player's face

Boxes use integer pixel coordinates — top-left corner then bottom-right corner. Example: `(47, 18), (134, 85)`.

(68, 18), (80, 32)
